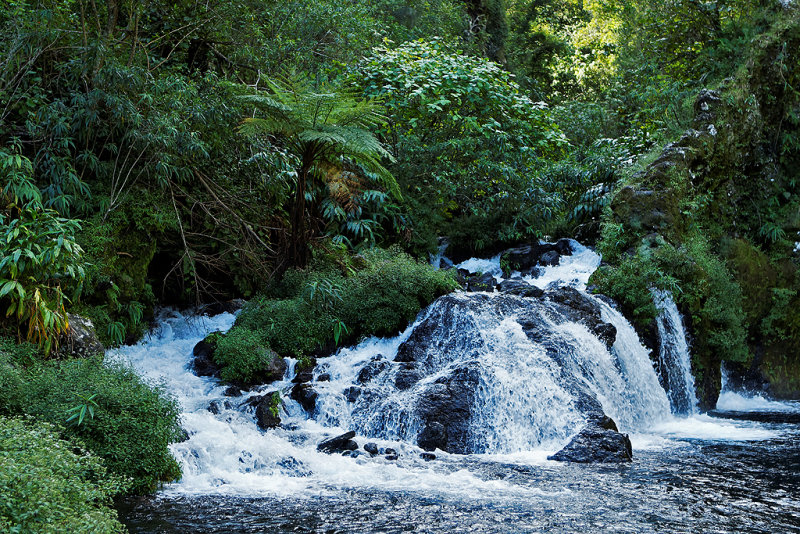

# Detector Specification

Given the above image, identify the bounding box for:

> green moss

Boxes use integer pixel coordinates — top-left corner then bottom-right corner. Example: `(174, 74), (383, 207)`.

(213, 328), (285, 385)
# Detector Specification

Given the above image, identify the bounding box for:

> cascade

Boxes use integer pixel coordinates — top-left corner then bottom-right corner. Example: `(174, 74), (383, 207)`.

(652, 289), (698, 414)
(108, 240), (699, 496)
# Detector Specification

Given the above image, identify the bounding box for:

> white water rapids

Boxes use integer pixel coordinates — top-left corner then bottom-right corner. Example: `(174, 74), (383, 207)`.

(107, 240), (795, 498)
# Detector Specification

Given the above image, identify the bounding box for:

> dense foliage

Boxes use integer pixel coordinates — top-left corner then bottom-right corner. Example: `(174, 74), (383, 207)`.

(358, 39), (568, 252)
(0, 416), (126, 533)
(0, 338), (183, 494)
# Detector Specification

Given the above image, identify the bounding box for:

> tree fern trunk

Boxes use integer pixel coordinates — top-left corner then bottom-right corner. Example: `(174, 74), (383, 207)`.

(291, 160), (311, 267)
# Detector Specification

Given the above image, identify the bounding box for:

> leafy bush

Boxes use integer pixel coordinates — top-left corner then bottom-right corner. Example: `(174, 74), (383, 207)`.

(592, 231), (748, 364)
(0, 341), (183, 495)
(214, 328), (285, 384)
(215, 246), (456, 380)
(0, 416), (126, 533)
(1, 151), (86, 353)
(23, 358), (183, 494)
(357, 38), (568, 252)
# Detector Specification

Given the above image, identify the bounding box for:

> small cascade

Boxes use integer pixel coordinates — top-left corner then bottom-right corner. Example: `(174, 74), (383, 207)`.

(652, 289), (698, 414)
(313, 241), (671, 453)
(429, 238), (451, 269)
(717, 368), (800, 413)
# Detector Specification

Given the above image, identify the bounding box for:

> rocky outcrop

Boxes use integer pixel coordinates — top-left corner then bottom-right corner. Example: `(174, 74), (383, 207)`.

(462, 271), (497, 292)
(359, 290), (624, 454)
(58, 314), (104, 358)
(496, 279), (544, 298)
(290, 383), (317, 414)
(243, 392), (282, 430)
(548, 416), (633, 463)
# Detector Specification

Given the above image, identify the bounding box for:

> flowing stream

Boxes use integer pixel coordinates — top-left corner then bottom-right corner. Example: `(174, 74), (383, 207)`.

(114, 242), (800, 533)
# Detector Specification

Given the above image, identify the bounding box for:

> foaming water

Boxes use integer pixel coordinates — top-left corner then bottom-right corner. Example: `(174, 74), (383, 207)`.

(648, 414), (780, 441)
(108, 309), (563, 500)
(716, 371), (800, 413)
(524, 241), (601, 290)
(456, 253), (504, 280)
(717, 391), (800, 413)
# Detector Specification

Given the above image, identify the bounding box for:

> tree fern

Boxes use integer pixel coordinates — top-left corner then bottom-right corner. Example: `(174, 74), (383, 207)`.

(239, 71), (397, 265)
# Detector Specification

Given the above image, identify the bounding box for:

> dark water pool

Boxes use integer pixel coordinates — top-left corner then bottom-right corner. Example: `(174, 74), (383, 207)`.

(119, 413), (800, 534)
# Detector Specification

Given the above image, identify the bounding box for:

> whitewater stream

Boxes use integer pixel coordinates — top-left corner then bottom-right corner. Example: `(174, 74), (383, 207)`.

(114, 242), (800, 533)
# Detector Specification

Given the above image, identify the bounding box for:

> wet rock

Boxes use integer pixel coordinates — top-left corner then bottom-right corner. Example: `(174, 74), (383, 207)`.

(420, 452), (436, 461)
(384, 448), (397, 455)
(593, 322), (618, 349)
(500, 240), (574, 275)
(318, 431), (358, 454)
(395, 367), (420, 390)
(207, 400), (223, 414)
(343, 386), (362, 403)
(224, 385), (242, 397)
(293, 357), (316, 384)
(176, 427), (191, 443)
(251, 392), (281, 430)
(192, 336), (220, 377)
(496, 279), (544, 298)
(58, 314), (105, 358)
(357, 356), (390, 383)
(415, 365), (481, 454)
(417, 422), (447, 452)
(539, 250), (560, 266)
(290, 383), (318, 414)
(317, 373), (331, 382)
(364, 442), (379, 455)
(385, 454), (399, 461)
(466, 272), (497, 293)
(546, 287), (617, 348)
(548, 416), (632, 463)
(259, 352), (288, 384)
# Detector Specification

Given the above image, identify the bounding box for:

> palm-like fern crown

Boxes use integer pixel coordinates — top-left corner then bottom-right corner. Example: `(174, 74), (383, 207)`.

(240, 73), (400, 199)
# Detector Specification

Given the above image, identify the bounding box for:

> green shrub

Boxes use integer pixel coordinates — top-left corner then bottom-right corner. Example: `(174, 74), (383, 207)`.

(0, 416), (126, 533)
(0, 341), (184, 495)
(21, 357), (183, 494)
(216, 246), (457, 380)
(214, 328), (285, 384)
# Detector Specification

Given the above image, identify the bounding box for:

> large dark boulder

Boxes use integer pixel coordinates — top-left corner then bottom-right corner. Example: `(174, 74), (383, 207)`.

(244, 392), (282, 430)
(547, 287), (617, 348)
(58, 314), (104, 358)
(291, 383), (318, 414)
(415, 364), (481, 454)
(465, 272), (497, 292)
(317, 431), (358, 454)
(548, 416), (632, 463)
(500, 239), (574, 276)
(192, 338), (220, 377)
(497, 279), (544, 298)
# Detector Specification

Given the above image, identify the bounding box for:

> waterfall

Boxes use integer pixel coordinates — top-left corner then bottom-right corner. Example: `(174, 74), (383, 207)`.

(106, 239), (710, 497)
(652, 289), (698, 414)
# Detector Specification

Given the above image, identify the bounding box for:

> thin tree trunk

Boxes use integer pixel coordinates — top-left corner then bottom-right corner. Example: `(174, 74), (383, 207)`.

(291, 159), (311, 267)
